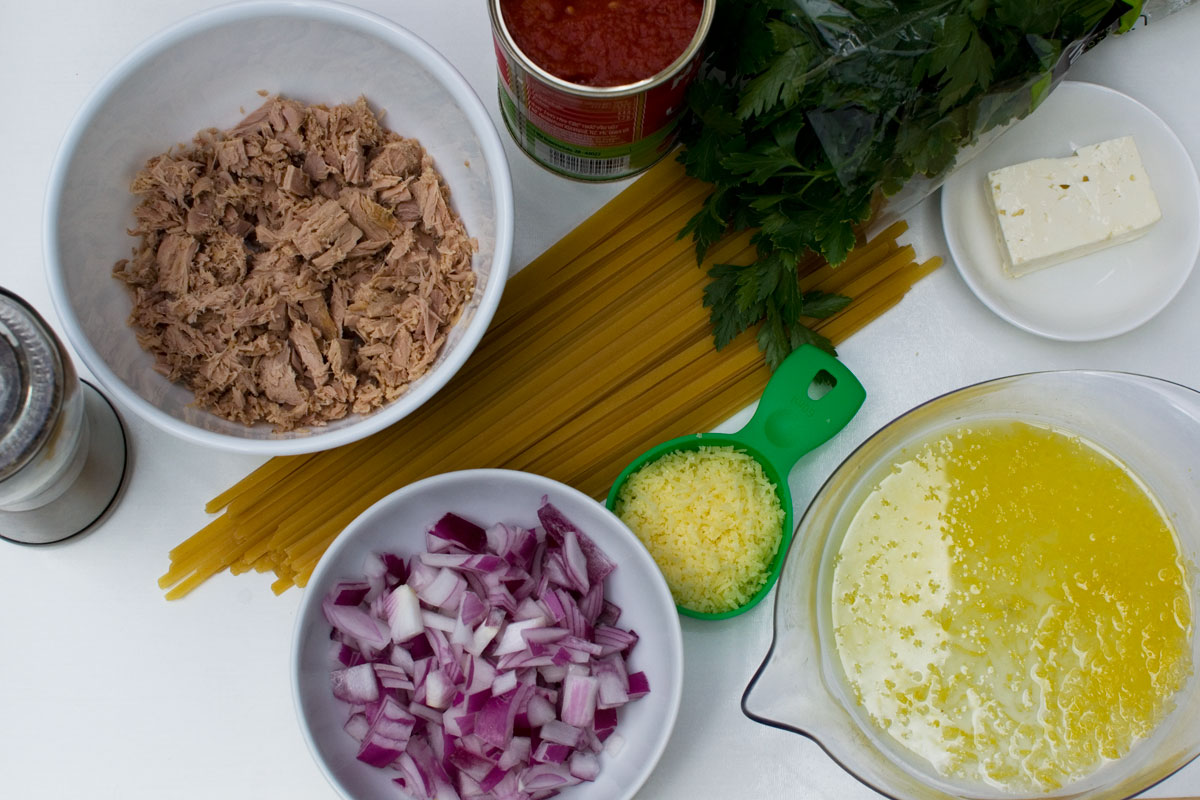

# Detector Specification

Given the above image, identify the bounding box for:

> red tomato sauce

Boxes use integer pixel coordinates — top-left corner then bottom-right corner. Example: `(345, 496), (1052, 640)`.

(500, 0), (704, 87)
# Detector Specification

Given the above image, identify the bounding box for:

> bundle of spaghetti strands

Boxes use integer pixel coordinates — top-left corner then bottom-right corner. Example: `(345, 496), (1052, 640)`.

(160, 156), (941, 599)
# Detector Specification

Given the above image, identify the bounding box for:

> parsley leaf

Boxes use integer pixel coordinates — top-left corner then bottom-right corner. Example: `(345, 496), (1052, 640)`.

(937, 22), (995, 112)
(819, 221), (858, 266)
(704, 261), (764, 350)
(757, 300), (792, 369)
(801, 291), (853, 319)
(789, 323), (837, 358)
(737, 22), (817, 119)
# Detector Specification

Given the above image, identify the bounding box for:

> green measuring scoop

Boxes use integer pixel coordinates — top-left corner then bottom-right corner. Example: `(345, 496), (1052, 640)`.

(605, 345), (866, 620)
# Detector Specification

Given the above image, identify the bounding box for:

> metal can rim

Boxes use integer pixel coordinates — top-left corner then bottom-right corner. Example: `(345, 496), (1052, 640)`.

(489, 0), (716, 99)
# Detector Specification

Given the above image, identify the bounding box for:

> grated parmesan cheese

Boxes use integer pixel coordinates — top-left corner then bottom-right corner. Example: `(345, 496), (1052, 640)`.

(613, 445), (785, 614)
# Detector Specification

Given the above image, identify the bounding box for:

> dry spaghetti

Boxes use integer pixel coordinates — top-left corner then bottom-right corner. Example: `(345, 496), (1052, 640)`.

(160, 156), (941, 599)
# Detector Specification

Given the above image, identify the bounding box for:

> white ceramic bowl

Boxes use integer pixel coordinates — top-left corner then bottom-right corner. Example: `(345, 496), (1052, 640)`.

(291, 469), (684, 800)
(44, 0), (513, 455)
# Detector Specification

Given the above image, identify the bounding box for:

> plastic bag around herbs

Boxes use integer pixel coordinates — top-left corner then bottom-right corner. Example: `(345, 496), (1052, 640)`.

(677, 0), (1190, 267)
(860, 0), (1191, 229)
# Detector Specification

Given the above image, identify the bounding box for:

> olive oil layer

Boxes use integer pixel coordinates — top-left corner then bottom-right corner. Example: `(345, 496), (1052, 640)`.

(832, 421), (1192, 792)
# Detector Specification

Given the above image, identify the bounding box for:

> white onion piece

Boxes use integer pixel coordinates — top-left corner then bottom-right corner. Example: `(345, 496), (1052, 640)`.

(525, 693), (556, 729)
(491, 669), (519, 697)
(539, 719), (584, 748)
(467, 609), (505, 657)
(330, 663), (379, 704)
(569, 751), (600, 782)
(492, 617), (547, 656)
(385, 585), (424, 642)
(424, 669), (454, 710)
(420, 610), (457, 633)
(344, 713), (370, 742)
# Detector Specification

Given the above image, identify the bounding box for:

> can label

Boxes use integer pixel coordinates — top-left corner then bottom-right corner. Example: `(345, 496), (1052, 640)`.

(492, 34), (701, 182)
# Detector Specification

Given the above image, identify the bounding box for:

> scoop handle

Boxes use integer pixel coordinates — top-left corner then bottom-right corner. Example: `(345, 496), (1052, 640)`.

(735, 346), (865, 475)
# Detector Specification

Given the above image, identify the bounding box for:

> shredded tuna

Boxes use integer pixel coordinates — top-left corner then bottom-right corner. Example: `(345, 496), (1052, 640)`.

(112, 95), (477, 431)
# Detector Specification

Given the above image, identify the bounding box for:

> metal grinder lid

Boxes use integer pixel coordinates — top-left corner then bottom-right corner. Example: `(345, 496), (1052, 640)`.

(0, 289), (65, 484)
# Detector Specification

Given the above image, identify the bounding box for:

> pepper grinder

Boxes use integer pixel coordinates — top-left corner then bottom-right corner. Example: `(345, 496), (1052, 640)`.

(0, 288), (128, 543)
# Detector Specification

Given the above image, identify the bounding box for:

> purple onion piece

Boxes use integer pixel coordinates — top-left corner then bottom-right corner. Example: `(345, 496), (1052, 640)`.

(537, 500), (616, 586)
(518, 762), (581, 792)
(330, 580), (371, 606)
(428, 512), (487, 554)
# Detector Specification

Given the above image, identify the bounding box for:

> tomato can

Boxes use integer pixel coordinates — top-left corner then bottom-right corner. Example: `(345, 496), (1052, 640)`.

(488, 0), (715, 182)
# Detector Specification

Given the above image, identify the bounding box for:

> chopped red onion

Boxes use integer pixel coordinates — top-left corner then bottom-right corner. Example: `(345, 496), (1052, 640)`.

(428, 512), (487, 554)
(560, 531), (590, 594)
(389, 645), (415, 674)
(498, 737), (531, 771)
(374, 663), (416, 692)
(323, 599), (390, 650)
(532, 741), (572, 764)
(593, 706), (618, 742)
(524, 693), (556, 729)
(334, 642), (365, 668)
(421, 609), (457, 633)
(597, 601), (622, 627)
(518, 763), (581, 792)
(385, 585), (424, 643)
(331, 663), (379, 704)
(537, 501), (616, 587)
(409, 703), (443, 726)
(491, 669), (519, 697)
(418, 567), (465, 609)
(345, 713), (370, 742)
(358, 734), (406, 768)
(330, 580), (372, 606)
(493, 617), (548, 656)
(568, 751), (600, 782)
(475, 693), (516, 749)
(591, 654), (627, 710)
(627, 671), (651, 699)
(593, 624), (638, 656)
(560, 670), (598, 729)
(538, 719), (584, 748)
(467, 608), (505, 657)
(425, 669), (455, 710)
(321, 501), (649, 800)
(458, 591), (489, 628)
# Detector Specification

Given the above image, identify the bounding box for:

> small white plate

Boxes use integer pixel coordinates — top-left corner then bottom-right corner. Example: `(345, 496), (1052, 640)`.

(940, 81), (1200, 341)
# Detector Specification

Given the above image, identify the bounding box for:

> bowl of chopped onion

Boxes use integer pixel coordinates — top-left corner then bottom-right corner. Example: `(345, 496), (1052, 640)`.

(291, 469), (684, 800)
(44, 0), (512, 455)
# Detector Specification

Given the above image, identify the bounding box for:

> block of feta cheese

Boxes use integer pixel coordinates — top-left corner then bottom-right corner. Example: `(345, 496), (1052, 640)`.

(986, 136), (1162, 277)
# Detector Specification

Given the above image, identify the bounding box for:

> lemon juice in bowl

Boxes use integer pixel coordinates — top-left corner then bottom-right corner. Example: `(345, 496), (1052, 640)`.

(831, 418), (1193, 793)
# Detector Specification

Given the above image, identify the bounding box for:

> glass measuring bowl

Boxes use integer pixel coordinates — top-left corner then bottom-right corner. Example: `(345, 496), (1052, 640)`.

(743, 371), (1200, 800)
(606, 345), (865, 619)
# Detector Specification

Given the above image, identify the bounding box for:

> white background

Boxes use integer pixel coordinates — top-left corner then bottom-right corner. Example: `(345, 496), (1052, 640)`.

(2, 1), (1199, 798)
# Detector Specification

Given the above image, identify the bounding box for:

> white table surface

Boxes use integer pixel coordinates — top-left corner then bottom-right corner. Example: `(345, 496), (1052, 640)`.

(2, 2), (1199, 798)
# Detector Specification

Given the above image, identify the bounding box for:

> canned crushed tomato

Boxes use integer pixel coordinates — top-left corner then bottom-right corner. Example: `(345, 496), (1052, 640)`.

(489, 0), (715, 182)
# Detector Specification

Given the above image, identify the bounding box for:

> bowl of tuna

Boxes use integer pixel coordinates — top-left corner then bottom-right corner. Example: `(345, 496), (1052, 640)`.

(291, 468), (684, 800)
(44, 0), (513, 454)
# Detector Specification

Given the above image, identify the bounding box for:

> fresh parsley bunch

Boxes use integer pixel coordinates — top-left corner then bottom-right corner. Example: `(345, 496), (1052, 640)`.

(679, 0), (1131, 367)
